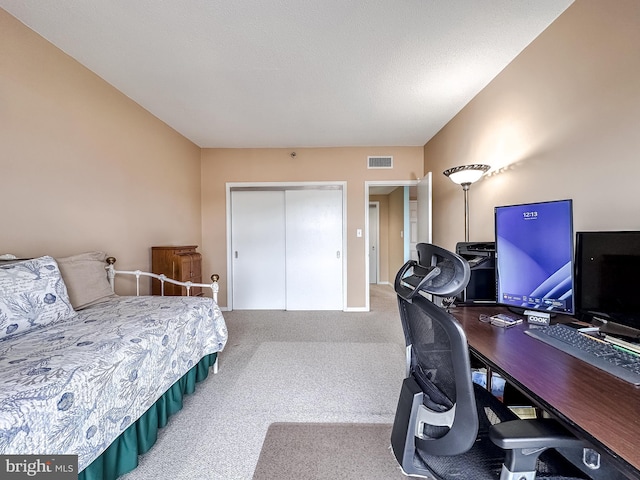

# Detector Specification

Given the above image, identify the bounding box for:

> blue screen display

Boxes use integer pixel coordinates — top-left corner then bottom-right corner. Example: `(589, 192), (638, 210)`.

(495, 199), (574, 314)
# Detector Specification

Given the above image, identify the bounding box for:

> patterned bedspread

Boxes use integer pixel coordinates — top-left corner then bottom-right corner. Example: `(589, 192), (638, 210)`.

(0, 295), (228, 471)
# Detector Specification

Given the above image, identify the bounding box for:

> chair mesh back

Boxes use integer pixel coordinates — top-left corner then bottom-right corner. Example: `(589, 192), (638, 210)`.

(397, 293), (480, 456)
(400, 298), (456, 408)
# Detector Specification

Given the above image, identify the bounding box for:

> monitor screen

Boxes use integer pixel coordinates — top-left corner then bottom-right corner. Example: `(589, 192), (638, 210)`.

(495, 199), (574, 315)
(575, 231), (640, 334)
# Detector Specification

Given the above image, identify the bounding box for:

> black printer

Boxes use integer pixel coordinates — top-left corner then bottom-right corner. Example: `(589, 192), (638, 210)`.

(455, 242), (496, 304)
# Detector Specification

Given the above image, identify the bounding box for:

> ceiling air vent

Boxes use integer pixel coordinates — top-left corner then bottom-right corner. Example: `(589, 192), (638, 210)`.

(368, 156), (393, 169)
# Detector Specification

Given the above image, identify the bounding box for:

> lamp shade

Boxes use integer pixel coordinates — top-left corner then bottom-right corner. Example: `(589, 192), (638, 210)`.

(443, 164), (490, 185)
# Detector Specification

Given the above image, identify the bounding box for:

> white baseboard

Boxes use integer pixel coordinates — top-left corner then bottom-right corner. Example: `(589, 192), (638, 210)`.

(344, 307), (369, 312)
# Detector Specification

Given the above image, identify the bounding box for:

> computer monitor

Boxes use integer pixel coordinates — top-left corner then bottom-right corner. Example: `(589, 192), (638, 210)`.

(575, 231), (640, 338)
(495, 199), (574, 315)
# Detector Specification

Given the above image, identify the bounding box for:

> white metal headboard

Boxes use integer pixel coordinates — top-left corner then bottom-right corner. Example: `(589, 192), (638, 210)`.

(105, 256), (219, 303)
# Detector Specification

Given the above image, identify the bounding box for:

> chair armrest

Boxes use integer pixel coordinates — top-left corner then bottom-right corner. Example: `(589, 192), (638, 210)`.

(490, 418), (583, 451)
(490, 419), (584, 477)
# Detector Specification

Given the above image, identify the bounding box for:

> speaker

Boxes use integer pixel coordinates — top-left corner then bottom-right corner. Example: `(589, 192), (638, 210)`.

(455, 242), (496, 304)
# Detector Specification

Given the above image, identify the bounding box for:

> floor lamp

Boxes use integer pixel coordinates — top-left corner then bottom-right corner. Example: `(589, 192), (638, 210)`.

(443, 164), (490, 242)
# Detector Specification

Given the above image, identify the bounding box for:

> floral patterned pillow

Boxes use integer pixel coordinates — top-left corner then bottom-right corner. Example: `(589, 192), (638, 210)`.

(0, 256), (76, 340)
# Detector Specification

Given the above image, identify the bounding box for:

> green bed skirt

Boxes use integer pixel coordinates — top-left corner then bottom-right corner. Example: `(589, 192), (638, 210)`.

(78, 352), (218, 480)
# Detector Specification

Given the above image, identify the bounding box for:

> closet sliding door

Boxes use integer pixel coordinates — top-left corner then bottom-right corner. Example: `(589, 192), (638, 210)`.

(285, 189), (343, 310)
(231, 190), (286, 309)
(230, 187), (343, 310)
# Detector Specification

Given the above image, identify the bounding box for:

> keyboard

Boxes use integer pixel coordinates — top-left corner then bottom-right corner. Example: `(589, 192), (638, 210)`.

(525, 324), (640, 385)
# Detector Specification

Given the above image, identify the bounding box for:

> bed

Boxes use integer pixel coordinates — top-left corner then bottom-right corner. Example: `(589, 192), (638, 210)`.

(0, 252), (228, 479)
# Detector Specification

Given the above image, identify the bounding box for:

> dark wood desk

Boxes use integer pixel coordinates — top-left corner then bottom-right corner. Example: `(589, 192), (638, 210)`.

(449, 305), (640, 479)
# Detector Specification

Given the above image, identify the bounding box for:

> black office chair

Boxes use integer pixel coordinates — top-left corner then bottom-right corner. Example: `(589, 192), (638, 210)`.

(391, 243), (587, 480)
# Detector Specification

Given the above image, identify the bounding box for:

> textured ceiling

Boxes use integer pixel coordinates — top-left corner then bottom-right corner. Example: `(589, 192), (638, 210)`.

(1, 1), (573, 148)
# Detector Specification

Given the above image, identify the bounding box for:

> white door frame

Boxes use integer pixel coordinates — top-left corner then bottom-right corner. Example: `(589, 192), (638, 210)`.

(365, 179), (428, 312)
(226, 181), (347, 311)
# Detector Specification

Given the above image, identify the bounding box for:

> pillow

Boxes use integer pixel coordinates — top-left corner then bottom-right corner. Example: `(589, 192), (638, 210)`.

(56, 251), (115, 310)
(0, 256), (76, 340)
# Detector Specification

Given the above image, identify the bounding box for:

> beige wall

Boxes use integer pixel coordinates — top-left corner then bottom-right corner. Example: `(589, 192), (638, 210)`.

(369, 195), (390, 284)
(1, 10), (202, 294)
(10, 1), (635, 306)
(201, 148), (423, 308)
(388, 187), (406, 279)
(426, 0), (640, 252)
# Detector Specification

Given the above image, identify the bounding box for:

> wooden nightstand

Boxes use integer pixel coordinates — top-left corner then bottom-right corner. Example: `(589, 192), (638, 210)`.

(151, 246), (203, 296)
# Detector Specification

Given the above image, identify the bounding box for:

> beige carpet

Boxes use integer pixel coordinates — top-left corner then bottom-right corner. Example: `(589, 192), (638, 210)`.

(252, 422), (407, 480)
(120, 285), (406, 480)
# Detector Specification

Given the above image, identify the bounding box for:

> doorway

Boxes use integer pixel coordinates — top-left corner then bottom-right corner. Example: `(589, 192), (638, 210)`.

(365, 175), (432, 311)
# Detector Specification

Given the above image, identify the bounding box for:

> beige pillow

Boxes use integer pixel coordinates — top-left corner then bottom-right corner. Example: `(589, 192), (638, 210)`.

(56, 251), (115, 310)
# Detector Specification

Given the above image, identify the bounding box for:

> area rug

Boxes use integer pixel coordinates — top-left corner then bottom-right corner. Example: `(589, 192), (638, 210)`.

(252, 422), (407, 480)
